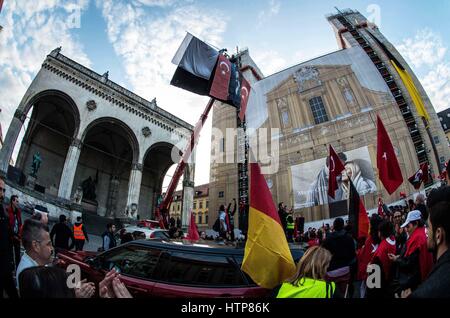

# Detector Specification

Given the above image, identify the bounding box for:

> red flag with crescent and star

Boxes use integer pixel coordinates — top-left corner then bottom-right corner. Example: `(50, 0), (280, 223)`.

(238, 77), (251, 121)
(328, 145), (346, 199)
(377, 115), (403, 194)
(408, 163), (429, 189)
(209, 54), (232, 101)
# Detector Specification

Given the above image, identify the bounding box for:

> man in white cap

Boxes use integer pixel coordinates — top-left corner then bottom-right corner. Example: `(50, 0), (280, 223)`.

(388, 210), (433, 294)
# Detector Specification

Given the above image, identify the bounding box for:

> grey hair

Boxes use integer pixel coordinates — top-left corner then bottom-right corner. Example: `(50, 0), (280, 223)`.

(22, 219), (47, 251)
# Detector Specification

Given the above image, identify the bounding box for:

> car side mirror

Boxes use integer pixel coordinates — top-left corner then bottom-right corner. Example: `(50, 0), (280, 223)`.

(86, 257), (100, 269)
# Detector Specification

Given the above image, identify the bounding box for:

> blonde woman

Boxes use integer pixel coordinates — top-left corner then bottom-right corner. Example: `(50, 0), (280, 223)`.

(277, 246), (339, 298)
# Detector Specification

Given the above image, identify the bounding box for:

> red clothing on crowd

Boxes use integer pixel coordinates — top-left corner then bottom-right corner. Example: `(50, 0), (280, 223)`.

(7, 205), (22, 240)
(357, 236), (377, 281)
(371, 236), (396, 281)
(405, 227), (433, 281)
(307, 238), (320, 248)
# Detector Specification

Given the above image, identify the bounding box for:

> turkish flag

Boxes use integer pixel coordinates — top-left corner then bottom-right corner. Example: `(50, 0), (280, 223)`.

(408, 163), (429, 189)
(187, 210), (199, 242)
(377, 115), (403, 194)
(238, 77), (251, 121)
(378, 197), (385, 217)
(327, 145), (346, 199)
(209, 54), (232, 101)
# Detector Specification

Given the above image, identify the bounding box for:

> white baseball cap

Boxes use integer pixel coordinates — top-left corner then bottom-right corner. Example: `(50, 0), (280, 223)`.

(401, 210), (422, 228)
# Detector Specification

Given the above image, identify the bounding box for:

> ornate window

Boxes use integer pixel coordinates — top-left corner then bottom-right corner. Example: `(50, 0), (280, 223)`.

(198, 213), (203, 224)
(276, 97), (290, 127)
(309, 96), (329, 124)
(342, 87), (355, 105)
(281, 111), (289, 126)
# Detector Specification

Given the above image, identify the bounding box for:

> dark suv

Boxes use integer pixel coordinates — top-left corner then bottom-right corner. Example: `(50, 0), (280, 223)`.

(56, 239), (303, 298)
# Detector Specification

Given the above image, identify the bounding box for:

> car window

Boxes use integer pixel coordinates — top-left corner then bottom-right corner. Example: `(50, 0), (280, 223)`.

(153, 252), (247, 287)
(100, 245), (161, 280)
(153, 231), (170, 239)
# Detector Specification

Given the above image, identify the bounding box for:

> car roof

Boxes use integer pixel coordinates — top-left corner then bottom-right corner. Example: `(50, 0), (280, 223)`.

(124, 225), (166, 231)
(128, 239), (304, 260)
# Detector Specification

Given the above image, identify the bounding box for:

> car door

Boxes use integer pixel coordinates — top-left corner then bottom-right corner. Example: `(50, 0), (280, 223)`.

(151, 251), (263, 297)
(95, 244), (160, 297)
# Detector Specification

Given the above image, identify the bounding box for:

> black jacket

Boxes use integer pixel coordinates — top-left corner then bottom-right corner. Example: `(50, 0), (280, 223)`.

(278, 208), (287, 231)
(50, 222), (75, 250)
(394, 249), (421, 291)
(411, 249), (450, 298)
(102, 231), (117, 250)
(322, 230), (356, 271)
(0, 205), (14, 272)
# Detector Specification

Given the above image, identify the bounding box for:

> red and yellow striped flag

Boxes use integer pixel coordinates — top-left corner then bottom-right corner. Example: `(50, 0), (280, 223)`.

(241, 163), (296, 289)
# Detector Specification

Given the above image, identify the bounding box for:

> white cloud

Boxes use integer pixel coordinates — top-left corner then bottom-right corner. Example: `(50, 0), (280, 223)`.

(396, 29), (450, 113)
(257, 0), (280, 28)
(132, 0), (179, 6)
(397, 28), (447, 68)
(98, 0), (227, 185)
(422, 63), (450, 112)
(253, 50), (287, 76)
(0, 0), (91, 158)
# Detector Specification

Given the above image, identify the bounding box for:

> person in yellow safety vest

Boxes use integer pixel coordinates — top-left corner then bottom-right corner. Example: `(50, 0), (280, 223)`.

(277, 246), (341, 298)
(286, 214), (295, 242)
(73, 216), (89, 251)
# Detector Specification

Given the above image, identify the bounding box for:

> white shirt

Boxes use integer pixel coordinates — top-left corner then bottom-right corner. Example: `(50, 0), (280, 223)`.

(16, 252), (39, 290)
(219, 211), (227, 231)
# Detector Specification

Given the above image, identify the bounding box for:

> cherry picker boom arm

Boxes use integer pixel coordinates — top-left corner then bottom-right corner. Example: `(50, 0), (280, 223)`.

(155, 98), (215, 228)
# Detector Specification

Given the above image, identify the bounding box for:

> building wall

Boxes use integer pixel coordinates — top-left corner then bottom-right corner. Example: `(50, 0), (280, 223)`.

(169, 193), (209, 229)
(209, 11), (450, 225)
(328, 10), (450, 175)
(0, 49), (195, 222)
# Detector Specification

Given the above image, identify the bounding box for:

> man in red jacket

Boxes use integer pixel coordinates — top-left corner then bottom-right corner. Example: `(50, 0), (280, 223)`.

(7, 195), (22, 268)
(388, 210), (433, 294)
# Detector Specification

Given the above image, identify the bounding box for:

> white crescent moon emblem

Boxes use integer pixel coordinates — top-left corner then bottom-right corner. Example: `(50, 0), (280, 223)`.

(241, 86), (249, 100)
(330, 156), (335, 172)
(219, 61), (230, 75)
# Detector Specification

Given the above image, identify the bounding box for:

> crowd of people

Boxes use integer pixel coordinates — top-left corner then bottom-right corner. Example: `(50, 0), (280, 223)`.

(0, 177), (132, 298)
(275, 162), (450, 298)
(2, 160), (450, 299)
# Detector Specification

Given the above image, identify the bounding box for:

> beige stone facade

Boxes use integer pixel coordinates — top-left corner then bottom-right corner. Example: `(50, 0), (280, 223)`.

(170, 183), (209, 229)
(208, 10), (450, 227)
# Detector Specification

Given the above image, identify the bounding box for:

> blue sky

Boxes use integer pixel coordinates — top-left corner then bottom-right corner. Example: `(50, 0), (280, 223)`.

(1, 0), (450, 186)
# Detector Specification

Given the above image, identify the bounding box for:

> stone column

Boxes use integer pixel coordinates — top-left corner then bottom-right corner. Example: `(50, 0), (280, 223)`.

(126, 162), (143, 219)
(0, 109), (26, 175)
(58, 138), (82, 200)
(181, 163), (195, 228)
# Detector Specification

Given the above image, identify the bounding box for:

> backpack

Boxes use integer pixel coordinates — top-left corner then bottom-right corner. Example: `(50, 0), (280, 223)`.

(212, 217), (220, 232)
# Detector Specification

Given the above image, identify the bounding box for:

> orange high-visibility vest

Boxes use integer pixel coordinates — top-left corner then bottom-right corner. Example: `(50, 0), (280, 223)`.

(73, 224), (85, 240)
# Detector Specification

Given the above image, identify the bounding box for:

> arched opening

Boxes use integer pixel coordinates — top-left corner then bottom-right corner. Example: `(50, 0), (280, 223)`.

(13, 90), (79, 195)
(139, 142), (181, 219)
(72, 118), (138, 218)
